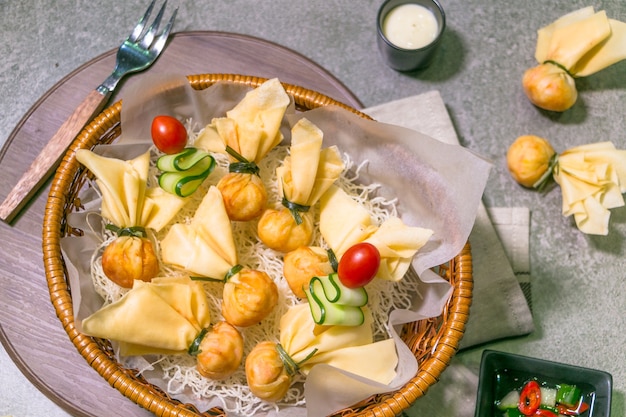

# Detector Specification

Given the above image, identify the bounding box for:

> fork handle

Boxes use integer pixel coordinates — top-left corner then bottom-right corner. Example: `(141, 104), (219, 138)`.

(0, 89), (109, 224)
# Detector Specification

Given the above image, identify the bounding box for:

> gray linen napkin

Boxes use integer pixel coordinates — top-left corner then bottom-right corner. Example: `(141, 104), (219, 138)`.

(363, 92), (534, 348)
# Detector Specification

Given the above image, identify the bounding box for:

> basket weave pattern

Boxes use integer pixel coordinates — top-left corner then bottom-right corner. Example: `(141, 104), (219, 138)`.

(42, 74), (472, 417)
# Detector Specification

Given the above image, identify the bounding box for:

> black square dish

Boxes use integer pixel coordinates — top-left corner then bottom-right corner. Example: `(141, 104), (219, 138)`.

(475, 350), (612, 417)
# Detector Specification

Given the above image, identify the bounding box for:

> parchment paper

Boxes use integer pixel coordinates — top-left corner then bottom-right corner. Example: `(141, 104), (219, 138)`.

(61, 73), (491, 416)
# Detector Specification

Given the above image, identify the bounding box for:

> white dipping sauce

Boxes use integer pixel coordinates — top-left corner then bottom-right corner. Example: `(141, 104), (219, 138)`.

(383, 4), (438, 49)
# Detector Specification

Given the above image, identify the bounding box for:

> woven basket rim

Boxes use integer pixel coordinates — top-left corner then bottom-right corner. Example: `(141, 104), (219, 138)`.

(42, 73), (472, 417)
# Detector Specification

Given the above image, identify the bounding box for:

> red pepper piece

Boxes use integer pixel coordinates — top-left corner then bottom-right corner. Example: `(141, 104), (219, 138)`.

(556, 400), (590, 416)
(518, 381), (541, 415)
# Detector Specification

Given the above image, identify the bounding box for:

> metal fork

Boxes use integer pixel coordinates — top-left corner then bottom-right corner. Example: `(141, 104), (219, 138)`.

(0, 1), (177, 223)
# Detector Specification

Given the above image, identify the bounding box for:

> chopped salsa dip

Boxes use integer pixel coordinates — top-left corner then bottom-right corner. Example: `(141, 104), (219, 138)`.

(495, 369), (593, 416)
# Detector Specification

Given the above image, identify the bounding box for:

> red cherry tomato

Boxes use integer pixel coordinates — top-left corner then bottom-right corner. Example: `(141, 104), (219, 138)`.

(151, 115), (187, 154)
(518, 380), (541, 415)
(337, 242), (380, 288)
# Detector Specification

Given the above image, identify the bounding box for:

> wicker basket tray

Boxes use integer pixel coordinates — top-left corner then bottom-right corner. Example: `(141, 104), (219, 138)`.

(42, 73), (473, 417)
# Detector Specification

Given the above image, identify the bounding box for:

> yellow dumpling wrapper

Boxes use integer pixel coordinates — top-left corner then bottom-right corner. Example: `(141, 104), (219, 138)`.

(279, 303), (397, 385)
(194, 78), (290, 162)
(161, 186), (237, 278)
(320, 185), (432, 281)
(142, 186), (189, 231)
(81, 276), (211, 356)
(535, 7), (626, 76)
(75, 149), (186, 231)
(194, 119), (229, 154)
(364, 217), (433, 282)
(553, 142), (626, 235)
(277, 118), (344, 206)
(320, 185), (374, 253)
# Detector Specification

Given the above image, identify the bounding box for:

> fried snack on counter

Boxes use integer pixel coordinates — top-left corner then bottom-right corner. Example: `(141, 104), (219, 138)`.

(522, 7), (626, 112)
(507, 135), (556, 188)
(554, 142), (626, 235)
(507, 136), (626, 235)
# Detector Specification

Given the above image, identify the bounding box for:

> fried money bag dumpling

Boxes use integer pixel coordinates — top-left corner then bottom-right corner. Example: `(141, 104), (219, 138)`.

(221, 268), (279, 327)
(258, 118), (344, 253)
(244, 303), (398, 402)
(76, 149), (188, 287)
(195, 78), (291, 221)
(523, 7), (626, 111)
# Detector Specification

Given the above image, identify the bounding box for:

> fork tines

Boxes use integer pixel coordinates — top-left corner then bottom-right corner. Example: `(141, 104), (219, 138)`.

(130, 0), (178, 52)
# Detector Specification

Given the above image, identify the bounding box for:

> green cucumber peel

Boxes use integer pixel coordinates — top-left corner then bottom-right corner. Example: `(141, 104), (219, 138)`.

(157, 147), (213, 172)
(158, 173), (204, 197)
(312, 273), (368, 306)
(305, 273), (367, 326)
(307, 296), (365, 326)
(158, 152), (215, 197)
(556, 384), (581, 407)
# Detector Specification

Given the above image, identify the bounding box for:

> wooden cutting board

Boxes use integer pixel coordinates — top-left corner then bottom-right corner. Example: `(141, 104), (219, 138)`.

(0, 31), (361, 417)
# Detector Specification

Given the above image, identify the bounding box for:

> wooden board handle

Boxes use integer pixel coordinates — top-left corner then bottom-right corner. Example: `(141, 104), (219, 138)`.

(0, 89), (108, 224)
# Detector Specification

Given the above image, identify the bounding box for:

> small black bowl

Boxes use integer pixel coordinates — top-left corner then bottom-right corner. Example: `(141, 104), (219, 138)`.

(475, 350), (612, 417)
(376, 0), (446, 71)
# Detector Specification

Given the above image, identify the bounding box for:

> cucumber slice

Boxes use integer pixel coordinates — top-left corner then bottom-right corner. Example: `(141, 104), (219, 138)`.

(305, 278), (365, 326)
(312, 274), (368, 306)
(157, 150), (215, 197)
(306, 291), (365, 326)
(157, 147), (213, 172)
(496, 390), (520, 410)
